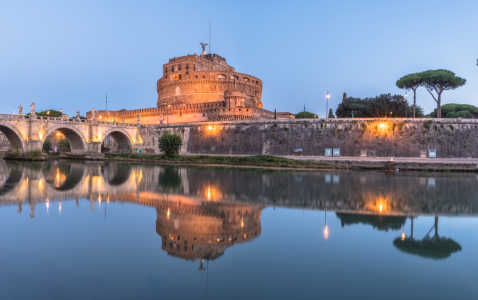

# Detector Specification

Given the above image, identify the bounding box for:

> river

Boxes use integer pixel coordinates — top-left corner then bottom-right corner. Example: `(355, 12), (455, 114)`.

(0, 160), (477, 299)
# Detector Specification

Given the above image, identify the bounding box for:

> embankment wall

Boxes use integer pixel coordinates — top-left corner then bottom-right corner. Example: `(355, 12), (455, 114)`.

(153, 118), (478, 158)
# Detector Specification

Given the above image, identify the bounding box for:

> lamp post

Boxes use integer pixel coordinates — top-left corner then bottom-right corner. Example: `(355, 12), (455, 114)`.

(326, 91), (330, 119)
(404, 91), (408, 118)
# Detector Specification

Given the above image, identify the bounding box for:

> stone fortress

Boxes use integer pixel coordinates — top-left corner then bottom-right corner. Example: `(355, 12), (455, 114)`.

(88, 46), (292, 125)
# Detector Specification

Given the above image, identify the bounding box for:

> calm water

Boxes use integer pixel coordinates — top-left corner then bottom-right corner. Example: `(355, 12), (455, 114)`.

(0, 160), (477, 300)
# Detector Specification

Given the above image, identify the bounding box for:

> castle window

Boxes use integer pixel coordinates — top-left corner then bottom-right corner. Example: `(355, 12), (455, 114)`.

(186, 70), (189, 74)
(243, 78), (249, 82)
(165, 67), (168, 73)
(202, 75), (205, 78)
(171, 74), (182, 81)
(217, 74), (226, 79)
(195, 75), (198, 78)
(171, 66), (175, 71)
(186, 64), (189, 69)
(178, 65), (181, 70)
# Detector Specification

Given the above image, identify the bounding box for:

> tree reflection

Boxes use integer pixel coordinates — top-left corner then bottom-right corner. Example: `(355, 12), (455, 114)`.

(158, 166), (182, 192)
(393, 216), (462, 259)
(336, 213), (407, 231)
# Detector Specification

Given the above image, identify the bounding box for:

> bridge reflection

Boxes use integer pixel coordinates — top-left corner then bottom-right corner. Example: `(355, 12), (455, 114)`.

(0, 160), (474, 262)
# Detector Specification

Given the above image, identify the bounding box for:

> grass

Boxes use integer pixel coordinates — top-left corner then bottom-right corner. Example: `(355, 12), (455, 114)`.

(106, 153), (329, 169)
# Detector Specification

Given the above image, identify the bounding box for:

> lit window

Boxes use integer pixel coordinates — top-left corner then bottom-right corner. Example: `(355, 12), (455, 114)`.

(217, 74), (226, 79)
(243, 78), (249, 82)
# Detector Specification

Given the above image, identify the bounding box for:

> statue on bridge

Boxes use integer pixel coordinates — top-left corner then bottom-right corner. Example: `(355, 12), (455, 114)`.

(18, 105), (23, 115)
(91, 107), (96, 119)
(30, 102), (35, 115)
(121, 115), (125, 124)
(76, 110), (81, 119)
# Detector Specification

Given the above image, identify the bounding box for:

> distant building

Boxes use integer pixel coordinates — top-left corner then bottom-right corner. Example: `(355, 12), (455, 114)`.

(88, 49), (294, 124)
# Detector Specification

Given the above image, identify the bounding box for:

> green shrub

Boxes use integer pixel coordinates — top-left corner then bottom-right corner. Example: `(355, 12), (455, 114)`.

(158, 132), (183, 157)
(295, 111), (318, 119)
(58, 139), (71, 152)
(43, 139), (52, 152)
(12, 147), (19, 156)
(29, 149), (42, 160)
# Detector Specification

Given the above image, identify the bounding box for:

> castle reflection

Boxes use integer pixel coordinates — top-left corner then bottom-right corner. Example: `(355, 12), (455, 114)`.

(156, 201), (262, 261)
(0, 160), (473, 261)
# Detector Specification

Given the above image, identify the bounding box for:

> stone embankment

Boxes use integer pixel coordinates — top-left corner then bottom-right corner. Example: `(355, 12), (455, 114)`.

(155, 118), (478, 159)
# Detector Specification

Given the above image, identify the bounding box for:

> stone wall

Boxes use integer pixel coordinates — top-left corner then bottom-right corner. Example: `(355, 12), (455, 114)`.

(154, 118), (478, 158)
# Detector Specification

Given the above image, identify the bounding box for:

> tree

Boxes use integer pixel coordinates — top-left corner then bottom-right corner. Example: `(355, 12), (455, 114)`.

(328, 109), (335, 118)
(295, 111), (318, 119)
(336, 94), (424, 118)
(27, 109), (62, 117)
(429, 103), (478, 119)
(274, 109), (277, 119)
(420, 70), (466, 118)
(58, 139), (70, 152)
(43, 139), (52, 152)
(158, 132), (182, 157)
(396, 72), (422, 118)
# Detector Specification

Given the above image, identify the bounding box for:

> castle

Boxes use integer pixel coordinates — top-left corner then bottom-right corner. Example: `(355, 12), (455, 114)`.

(87, 47), (293, 124)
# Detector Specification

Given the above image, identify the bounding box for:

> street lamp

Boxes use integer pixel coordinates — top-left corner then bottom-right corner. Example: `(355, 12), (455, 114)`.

(326, 91), (330, 119)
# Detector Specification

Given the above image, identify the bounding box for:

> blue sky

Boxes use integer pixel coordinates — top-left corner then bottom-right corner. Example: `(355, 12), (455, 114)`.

(1, 0), (477, 117)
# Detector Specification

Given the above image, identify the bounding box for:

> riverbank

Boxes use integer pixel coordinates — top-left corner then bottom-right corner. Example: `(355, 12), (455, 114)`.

(105, 153), (478, 171)
(105, 153), (333, 170)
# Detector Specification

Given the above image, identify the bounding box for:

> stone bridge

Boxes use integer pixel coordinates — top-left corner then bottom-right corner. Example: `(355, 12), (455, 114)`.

(0, 113), (142, 157)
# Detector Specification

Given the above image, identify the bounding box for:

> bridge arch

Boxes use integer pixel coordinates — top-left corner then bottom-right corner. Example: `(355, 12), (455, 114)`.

(44, 125), (87, 154)
(0, 123), (25, 153)
(42, 162), (86, 191)
(101, 128), (134, 153)
(0, 163), (24, 196)
(101, 163), (132, 186)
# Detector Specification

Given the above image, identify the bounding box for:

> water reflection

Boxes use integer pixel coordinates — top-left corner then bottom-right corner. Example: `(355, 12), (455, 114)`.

(0, 160), (476, 262)
(393, 216), (462, 259)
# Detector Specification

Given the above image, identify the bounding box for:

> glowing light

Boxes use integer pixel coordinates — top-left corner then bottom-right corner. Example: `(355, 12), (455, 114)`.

(46, 199), (49, 211)
(241, 218), (244, 228)
(324, 225), (329, 240)
(59, 202), (62, 213)
(98, 195), (101, 207)
(167, 208), (170, 219)
(243, 234), (247, 239)
(207, 186), (211, 200)
(208, 126), (212, 130)
(326, 92), (330, 99)
(379, 123), (385, 129)
(99, 116), (102, 119)
(56, 132), (60, 137)
(379, 204), (383, 212)
(401, 232), (406, 241)
(107, 195), (110, 204)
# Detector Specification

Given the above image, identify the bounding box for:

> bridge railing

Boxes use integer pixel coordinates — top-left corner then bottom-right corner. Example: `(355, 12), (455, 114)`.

(0, 114), (138, 127)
